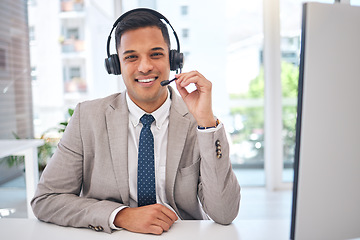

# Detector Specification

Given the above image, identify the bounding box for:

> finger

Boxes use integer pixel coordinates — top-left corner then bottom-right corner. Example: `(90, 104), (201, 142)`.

(176, 70), (202, 80)
(154, 212), (173, 226)
(176, 71), (201, 87)
(180, 75), (199, 88)
(177, 72), (210, 91)
(160, 205), (178, 222)
(153, 218), (172, 232)
(150, 204), (177, 224)
(175, 79), (190, 99)
(155, 211), (176, 229)
(148, 224), (164, 235)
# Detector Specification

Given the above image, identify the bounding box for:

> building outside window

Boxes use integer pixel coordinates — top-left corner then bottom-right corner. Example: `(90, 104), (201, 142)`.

(181, 5), (188, 15)
(60, 0), (84, 12)
(31, 67), (37, 81)
(64, 66), (86, 93)
(67, 28), (79, 39)
(138, 0), (156, 9)
(29, 26), (35, 41)
(182, 28), (189, 39)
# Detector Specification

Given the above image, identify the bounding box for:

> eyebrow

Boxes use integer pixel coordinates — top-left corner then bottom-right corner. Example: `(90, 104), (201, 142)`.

(122, 47), (165, 55)
(151, 47), (165, 51)
(122, 50), (136, 55)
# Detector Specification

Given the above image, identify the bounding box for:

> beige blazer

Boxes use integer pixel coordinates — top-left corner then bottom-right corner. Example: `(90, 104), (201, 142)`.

(31, 87), (240, 233)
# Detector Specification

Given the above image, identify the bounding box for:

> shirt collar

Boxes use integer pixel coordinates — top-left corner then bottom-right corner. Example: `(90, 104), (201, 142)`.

(126, 89), (171, 129)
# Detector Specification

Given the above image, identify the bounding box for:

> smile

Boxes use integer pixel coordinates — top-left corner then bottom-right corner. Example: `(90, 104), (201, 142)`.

(136, 77), (158, 83)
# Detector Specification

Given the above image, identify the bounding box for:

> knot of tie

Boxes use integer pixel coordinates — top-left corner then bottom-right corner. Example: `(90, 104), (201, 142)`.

(140, 114), (155, 128)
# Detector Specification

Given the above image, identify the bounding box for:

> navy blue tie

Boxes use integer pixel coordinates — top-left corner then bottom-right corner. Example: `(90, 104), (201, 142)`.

(137, 114), (156, 207)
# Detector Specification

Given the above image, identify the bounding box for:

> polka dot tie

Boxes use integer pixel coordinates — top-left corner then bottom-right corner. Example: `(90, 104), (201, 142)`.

(137, 114), (156, 207)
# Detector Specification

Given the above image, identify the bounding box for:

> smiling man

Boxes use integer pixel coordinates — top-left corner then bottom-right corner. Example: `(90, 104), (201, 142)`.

(119, 26), (170, 113)
(31, 9), (241, 235)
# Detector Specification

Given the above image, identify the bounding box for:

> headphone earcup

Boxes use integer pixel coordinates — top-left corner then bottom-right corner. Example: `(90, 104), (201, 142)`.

(105, 54), (121, 75)
(169, 50), (184, 71)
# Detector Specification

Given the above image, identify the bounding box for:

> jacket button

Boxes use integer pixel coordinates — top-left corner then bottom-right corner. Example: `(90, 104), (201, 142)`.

(94, 226), (104, 232)
(215, 140), (222, 159)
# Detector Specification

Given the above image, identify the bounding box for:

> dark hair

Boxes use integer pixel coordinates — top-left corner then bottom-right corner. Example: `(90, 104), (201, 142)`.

(115, 10), (171, 53)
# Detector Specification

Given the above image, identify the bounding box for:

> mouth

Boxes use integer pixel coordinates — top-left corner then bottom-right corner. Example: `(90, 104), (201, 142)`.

(135, 77), (158, 83)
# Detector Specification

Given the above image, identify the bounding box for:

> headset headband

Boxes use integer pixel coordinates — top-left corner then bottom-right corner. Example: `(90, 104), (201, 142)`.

(106, 8), (181, 58)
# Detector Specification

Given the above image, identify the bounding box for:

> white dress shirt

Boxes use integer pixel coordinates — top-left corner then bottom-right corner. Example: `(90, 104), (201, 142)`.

(126, 89), (172, 209)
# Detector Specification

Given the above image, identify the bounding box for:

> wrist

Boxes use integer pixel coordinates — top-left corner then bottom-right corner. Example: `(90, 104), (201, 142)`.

(198, 118), (219, 130)
(113, 207), (130, 228)
(110, 206), (127, 230)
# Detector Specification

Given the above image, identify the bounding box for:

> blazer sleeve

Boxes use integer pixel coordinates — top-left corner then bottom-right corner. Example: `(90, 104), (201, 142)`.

(196, 124), (241, 224)
(31, 103), (123, 234)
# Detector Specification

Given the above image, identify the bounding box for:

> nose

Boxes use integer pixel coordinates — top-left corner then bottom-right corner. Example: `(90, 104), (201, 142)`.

(138, 56), (153, 73)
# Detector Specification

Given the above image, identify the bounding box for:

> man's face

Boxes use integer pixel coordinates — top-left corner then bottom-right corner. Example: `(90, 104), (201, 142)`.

(118, 26), (170, 112)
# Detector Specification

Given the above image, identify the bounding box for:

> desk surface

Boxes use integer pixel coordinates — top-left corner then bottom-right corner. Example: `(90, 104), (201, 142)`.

(0, 139), (44, 219)
(0, 218), (290, 240)
(0, 139), (44, 158)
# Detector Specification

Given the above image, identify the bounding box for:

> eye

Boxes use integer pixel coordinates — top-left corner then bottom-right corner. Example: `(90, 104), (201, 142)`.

(124, 55), (137, 61)
(151, 52), (164, 58)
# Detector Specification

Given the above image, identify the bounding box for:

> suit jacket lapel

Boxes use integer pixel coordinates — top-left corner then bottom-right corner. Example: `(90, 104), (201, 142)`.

(105, 93), (130, 205)
(166, 87), (191, 210)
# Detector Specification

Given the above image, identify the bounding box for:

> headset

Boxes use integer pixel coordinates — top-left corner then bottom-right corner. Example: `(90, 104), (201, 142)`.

(104, 8), (184, 75)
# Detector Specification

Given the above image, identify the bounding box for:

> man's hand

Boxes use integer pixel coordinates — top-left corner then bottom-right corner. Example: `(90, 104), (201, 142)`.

(175, 71), (217, 128)
(113, 204), (178, 235)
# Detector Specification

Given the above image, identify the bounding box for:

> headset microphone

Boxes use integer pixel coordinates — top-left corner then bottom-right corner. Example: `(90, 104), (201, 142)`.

(160, 77), (177, 86)
(104, 8), (184, 76)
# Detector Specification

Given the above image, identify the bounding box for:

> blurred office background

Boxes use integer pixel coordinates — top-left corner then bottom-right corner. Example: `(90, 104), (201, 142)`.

(1, 0), (359, 219)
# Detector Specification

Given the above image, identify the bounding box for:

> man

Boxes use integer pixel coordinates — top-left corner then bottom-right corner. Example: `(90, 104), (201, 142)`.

(31, 9), (240, 235)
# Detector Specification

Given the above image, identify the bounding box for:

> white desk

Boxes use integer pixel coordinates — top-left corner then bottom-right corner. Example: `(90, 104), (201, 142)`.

(0, 218), (291, 240)
(0, 140), (44, 219)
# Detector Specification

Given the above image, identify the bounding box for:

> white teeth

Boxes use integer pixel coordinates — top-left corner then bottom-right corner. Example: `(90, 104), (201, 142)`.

(138, 78), (155, 83)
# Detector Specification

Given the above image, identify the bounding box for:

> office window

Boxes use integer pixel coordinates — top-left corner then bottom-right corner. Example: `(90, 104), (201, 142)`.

(24, 0), (348, 189)
(279, 0), (334, 183)
(226, 0), (265, 186)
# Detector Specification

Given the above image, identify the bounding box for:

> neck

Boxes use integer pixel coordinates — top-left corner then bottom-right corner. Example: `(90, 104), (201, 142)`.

(133, 90), (168, 113)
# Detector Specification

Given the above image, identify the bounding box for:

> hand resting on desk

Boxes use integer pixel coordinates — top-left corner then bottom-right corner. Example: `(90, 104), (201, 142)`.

(114, 204), (178, 235)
